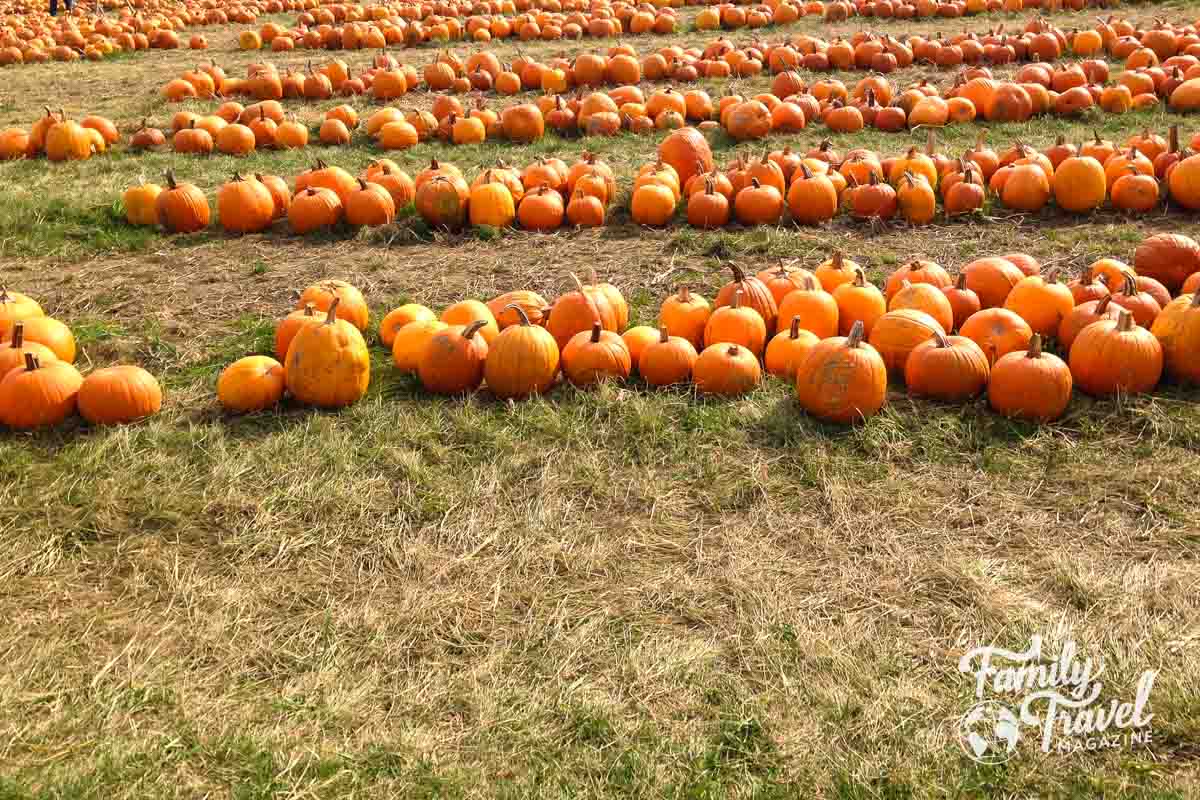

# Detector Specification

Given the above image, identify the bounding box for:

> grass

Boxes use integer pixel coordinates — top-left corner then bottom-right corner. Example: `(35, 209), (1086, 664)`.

(2, 2), (1200, 799)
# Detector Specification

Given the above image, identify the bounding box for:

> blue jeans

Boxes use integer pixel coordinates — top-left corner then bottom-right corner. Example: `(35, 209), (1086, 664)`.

(50, 0), (72, 15)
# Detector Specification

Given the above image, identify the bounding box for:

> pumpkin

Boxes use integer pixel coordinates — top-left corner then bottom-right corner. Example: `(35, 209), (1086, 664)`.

(298, 280), (369, 332)
(786, 162), (838, 225)
(795, 321), (887, 424)
(940, 273), (981, 332)
(765, 316), (819, 379)
(693, 343), (761, 396)
(274, 303), (322, 360)
(659, 287), (710, 350)
(1167, 153), (1200, 210)
(380, 304), (436, 347)
(217, 173), (274, 234)
(256, 174), (291, 219)
(488, 291), (549, 330)
(1003, 269), (1075, 338)
(868, 309), (945, 377)
(6, 316), (74, 363)
(1134, 233), (1200, 293)
(1111, 167), (1160, 213)
(345, 179), (396, 227)
(45, 113), (94, 161)
(561, 322), (631, 386)
(0, 322), (57, 375)
(77, 365), (162, 425)
(418, 320), (490, 394)
(888, 279), (954, 333)
(777, 277), (838, 339)
(518, 186), (565, 232)
(815, 251), (860, 293)
(156, 170), (210, 234)
(1059, 295), (1122, 353)
(622, 326), (659, 372)
(392, 320), (447, 372)
(1109, 274), (1162, 328)
(1053, 154), (1107, 212)
(759, 264), (816, 308)
(630, 183), (677, 226)
(218, 356), (285, 413)
(1151, 291), (1200, 384)
(962, 257), (1023, 309)
(1000, 163), (1051, 210)
(441, 301), (499, 346)
(714, 263), (778, 332)
(284, 299), (370, 407)
(484, 304), (560, 399)
(0, 353), (82, 429)
(639, 328), (697, 387)
(123, 183), (163, 227)
(905, 332), (989, 401)
(1069, 309), (1162, 396)
(1067, 271), (1111, 306)
(658, 126), (714, 188)
(704, 289), (767, 355)
(832, 269), (886, 337)
(687, 178), (730, 228)
(988, 335), (1073, 422)
(960, 308), (1034, 366)
(547, 274), (618, 350)
(289, 187), (343, 234)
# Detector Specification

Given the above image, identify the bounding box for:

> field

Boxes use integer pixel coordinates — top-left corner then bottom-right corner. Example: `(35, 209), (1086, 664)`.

(2, 1), (1200, 797)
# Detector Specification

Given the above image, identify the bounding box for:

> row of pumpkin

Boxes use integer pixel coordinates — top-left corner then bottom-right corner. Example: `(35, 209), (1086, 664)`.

(0, 293), (162, 429)
(120, 126), (1200, 237)
(218, 237), (1200, 424)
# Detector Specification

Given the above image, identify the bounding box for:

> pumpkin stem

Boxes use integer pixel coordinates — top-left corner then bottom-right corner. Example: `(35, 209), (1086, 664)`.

(789, 316), (801, 339)
(463, 319), (488, 340)
(164, 169), (177, 190)
(303, 302), (316, 317)
(570, 272), (585, 293)
(658, 326), (669, 343)
(1096, 295), (1112, 313)
(955, 272), (967, 290)
(1121, 273), (1136, 296)
(852, 267), (866, 287)
(1191, 291), (1200, 308)
(832, 251), (844, 269)
(932, 330), (948, 348)
(729, 263), (746, 282)
(731, 288), (743, 309)
(323, 296), (341, 325)
(23, 352), (37, 371)
(502, 302), (532, 327)
(678, 286), (690, 303)
(1168, 124), (1179, 154)
(589, 321), (602, 343)
(725, 345), (740, 357)
(846, 320), (864, 348)
(1026, 334), (1043, 358)
(10, 322), (22, 349)
(1115, 308), (1133, 332)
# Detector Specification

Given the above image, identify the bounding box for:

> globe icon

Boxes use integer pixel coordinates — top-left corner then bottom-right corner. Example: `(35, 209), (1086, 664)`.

(958, 701), (1021, 764)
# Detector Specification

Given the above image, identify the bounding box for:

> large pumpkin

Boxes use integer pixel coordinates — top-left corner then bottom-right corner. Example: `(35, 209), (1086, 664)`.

(1134, 233), (1200, 293)
(960, 308), (1034, 366)
(1151, 291), (1200, 384)
(795, 321), (887, 424)
(218, 356), (285, 412)
(284, 298), (371, 407)
(1069, 309), (1162, 396)
(657, 127), (714, 189)
(905, 333), (989, 401)
(0, 353), (83, 429)
(484, 304), (560, 399)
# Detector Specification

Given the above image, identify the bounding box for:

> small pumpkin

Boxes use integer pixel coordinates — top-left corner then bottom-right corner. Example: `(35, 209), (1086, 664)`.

(77, 365), (162, 425)
(868, 308), (945, 377)
(418, 320), (490, 394)
(1003, 268), (1075, 338)
(659, 287), (710, 350)
(765, 316), (819, 379)
(1058, 295), (1122, 353)
(693, 343), (761, 397)
(639, 327), (698, 387)
(562, 321), (632, 386)
(218, 356), (285, 412)
(1151, 291), (1200, 384)
(988, 335), (1073, 422)
(298, 280), (369, 332)
(832, 268), (886, 337)
(714, 263), (778, 332)
(960, 308), (1034, 366)
(379, 304), (436, 347)
(156, 170), (211, 234)
(941, 273), (981, 332)
(704, 289), (767, 355)
(777, 276), (838, 339)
